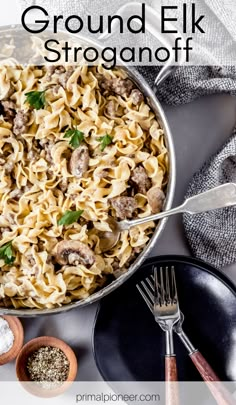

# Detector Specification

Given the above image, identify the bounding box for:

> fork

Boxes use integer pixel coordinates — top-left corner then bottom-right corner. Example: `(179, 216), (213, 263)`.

(140, 266), (180, 405)
(137, 266), (235, 405)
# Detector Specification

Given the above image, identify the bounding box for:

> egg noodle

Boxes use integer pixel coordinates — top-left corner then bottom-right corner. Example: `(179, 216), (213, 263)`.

(0, 64), (168, 309)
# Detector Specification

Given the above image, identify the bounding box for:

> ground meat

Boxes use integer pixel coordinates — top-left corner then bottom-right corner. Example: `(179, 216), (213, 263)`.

(147, 186), (165, 214)
(98, 75), (134, 97)
(52, 85), (61, 95)
(131, 166), (151, 195)
(111, 196), (137, 219)
(57, 67), (75, 88)
(112, 78), (134, 96)
(1, 100), (16, 121)
(1, 297), (12, 307)
(13, 110), (31, 136)
(55, 66), (66, 74)
(45, 145), (53, 163)
(46, 65), (66, 80)
(96, 74), (112, 92)
(69, 145), (90, 179)
(130, 89), (144, 105)
(105, 100), (118, 116)
(39, 139), (54, 163)
(38, 241), (45, 251)
(112, 259), (120, 271)
(47, 66), (57, 78)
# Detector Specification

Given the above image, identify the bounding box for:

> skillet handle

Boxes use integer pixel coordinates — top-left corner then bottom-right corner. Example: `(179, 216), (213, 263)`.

(190, 351), (236, 405)
(98, 2), (185, 88)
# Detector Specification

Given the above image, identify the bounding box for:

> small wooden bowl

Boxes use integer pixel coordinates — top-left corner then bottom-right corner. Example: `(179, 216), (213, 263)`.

(16, 336), (78, 397)
(0, 316), (24, 366)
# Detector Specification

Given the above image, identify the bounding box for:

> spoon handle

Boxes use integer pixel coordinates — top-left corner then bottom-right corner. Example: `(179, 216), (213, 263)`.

(119, 183), (236, 231)
(183, 183), (236, 214)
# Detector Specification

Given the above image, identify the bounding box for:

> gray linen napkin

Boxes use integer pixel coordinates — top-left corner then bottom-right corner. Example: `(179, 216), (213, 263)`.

(19, 0), (236, 268)
(181, 130), (236, 269)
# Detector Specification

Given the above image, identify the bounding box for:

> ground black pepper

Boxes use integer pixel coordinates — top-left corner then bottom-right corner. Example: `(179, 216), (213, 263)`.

(27, 346), (69, 388)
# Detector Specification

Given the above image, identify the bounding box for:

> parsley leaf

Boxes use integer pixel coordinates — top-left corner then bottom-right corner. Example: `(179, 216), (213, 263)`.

(0, 241), (15, 265)
(25, 90), (46, 110)
(58, 210), (84, 226)
(99, 134), (113, 152)
(64, 128), (84, 149)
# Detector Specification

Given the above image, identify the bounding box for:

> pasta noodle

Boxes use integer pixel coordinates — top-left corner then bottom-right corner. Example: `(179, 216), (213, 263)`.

(0, 64), (168, 309)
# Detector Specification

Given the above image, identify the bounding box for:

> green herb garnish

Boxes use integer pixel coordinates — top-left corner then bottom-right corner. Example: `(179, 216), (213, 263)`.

(64, 127), (84, 149)
(99, 134), (113, 152)
(0, 241), (15, 265)
(58, 210), (84, 226)
(25, 90), (47, 110)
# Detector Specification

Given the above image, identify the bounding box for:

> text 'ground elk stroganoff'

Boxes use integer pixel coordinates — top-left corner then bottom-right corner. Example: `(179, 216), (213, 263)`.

(0, 64), (168, 309)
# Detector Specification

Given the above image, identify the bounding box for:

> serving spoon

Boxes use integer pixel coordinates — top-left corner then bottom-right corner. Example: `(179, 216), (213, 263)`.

(99, 183), (236, 252)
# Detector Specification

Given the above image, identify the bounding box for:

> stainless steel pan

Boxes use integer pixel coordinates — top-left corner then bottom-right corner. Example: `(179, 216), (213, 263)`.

(0, 3), (179, 315)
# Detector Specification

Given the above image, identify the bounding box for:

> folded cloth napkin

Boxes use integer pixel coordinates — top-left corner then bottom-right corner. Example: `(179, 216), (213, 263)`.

(183, 131), (236, 269)
(19, 0), (236, 268)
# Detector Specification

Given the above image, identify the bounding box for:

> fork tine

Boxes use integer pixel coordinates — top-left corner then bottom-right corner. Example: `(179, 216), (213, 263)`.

(137, 266), (179, 310)
(140, 279), (154, 302)
(171, 266), (178, 302)
(159, 266), (165, 305)
(146, 277), (154, 292)
(165, 266), (171, 303)
(154, 266), (159, 305)
(136, 284), (153, 313)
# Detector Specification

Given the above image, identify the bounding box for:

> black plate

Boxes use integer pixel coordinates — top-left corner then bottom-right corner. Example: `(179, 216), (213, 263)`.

(93, 255), (236, 382)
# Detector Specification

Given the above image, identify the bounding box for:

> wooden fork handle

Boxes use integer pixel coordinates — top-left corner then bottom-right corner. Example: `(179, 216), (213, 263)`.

(165, 356), (179, 405)
(190, 351), (236, 405)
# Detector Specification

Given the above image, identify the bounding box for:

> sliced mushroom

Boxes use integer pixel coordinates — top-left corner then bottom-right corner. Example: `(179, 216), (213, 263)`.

(147, 186), (165, 214)
(69, 145), (90, 179)
(56, 240), (95, 267)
